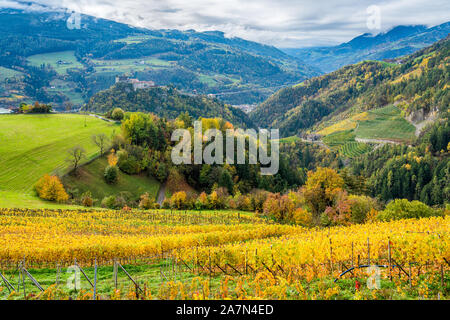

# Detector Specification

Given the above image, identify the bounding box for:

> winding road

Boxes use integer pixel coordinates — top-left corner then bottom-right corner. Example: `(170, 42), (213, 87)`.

(156, 181), (167, 205)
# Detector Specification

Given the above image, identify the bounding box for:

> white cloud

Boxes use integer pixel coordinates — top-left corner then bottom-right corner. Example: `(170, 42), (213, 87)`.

(3, 0), (449, 47)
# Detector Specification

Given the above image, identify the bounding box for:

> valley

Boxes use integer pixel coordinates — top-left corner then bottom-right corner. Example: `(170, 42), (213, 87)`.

(0, 3), (448, 302)
(0, 8), (317, 109)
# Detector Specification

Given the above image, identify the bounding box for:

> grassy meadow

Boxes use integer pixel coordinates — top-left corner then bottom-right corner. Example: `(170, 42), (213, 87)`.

(27, 51), (84, 75)
(63, 157), (160, 204)
(91, 57), (172, 75)
(113, 35), (153, 44)
(0, 66), (24, 81)
(354, 105), (416, 142)
(0, 114), (119, 196)
(319, 105), (415, 143)
(47, 79), (85, 105)
(0, 190), (86, 209)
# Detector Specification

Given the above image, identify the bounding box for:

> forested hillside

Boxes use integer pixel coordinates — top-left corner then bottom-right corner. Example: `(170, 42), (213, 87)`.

(251, 36), (450, 137)
(0, 8), (317, 107)
(85, 83), (255, 128)
(350, 118), (449, 206)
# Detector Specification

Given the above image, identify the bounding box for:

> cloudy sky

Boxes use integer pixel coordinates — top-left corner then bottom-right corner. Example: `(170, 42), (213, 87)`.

(2, 0), (449, 47)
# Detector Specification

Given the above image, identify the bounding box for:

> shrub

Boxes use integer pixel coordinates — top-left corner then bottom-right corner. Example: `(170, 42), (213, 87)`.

(303, 167), (345, 217)
(80, 191), (94, 207)
(115, 192), (132, 208)
(322, 190), (352, 226)
(292, 208), (313, 227)
(35, 174), (69, 203)
(263, 193), (295, 222)
(377, 199), (438, 221)
(320, 211), (332, 227)
(195, 192), (208, 210)
(348, 195), (378, 224)
(366, 208), (379, 223)
(118, 156), (140, 175)
(249, 190), (268, 212)
(236, 194), (252, 211)
(107, 150), (118, 167)
(162, 199), (171, 209)
(111, 108), (125, 121)
(101, 196), (118, 209)
(139, 193), (154, 210)
(155, 163), (168, 183)
(185, 192), (196, 210)
(208, 187), (228, 209)
(228, 197), (238, 210)
(171, 191), (187, 210)
(104, 165), (119, 184)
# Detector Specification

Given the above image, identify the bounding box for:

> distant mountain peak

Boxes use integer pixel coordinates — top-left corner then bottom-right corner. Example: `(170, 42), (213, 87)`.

(285, 21), (450, 73)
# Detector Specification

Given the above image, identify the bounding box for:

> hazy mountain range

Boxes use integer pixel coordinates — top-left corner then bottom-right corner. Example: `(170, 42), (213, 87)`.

(284, 22), (450, 73)
(0, 6), (448, 109)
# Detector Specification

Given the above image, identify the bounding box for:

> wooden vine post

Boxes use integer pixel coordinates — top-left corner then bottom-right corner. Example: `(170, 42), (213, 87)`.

(388, 238), (392, 281)
(74, 258), (77, 292)
(245, 249), (248, 275)
(93, 258), (97, 300)
(56, 262), (60, 286)
(329, 238), (333, 274)
(409, 263), (412, 288)
(209, 249), (212, 277)
(255, 249), (258, 273)
(113, 259), (118, 289)
(21, 262), (26, 299)
(351, 242), (354, 268)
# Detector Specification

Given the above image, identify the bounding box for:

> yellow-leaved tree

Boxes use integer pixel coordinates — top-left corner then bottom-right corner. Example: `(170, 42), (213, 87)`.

(35, 174), (69, 203)
(171, 191), (187, 210)
(303, 167), (345, 218)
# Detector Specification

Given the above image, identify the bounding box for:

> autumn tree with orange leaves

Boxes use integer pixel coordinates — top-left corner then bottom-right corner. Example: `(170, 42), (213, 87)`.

(34, 174), (69, 203)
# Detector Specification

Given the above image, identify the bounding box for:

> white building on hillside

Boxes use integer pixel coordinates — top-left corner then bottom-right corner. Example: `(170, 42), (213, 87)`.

(115, 76), (156, 90)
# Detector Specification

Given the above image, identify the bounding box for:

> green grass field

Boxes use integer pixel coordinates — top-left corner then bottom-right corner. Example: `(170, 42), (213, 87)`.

(197, 74), (218, 86)
(355, 105), (416, 142)
(279, 136), (302, 143)
(113, 35), (153, 44)
(27, 51), (84, 75)
(0, 114), (119, 194)
(0, 66), (24, 81)
(47, 79), (85, 105)
(63, 157), (160, 204)
(91, 57), (171, 75)
(0, 190), (86, 209)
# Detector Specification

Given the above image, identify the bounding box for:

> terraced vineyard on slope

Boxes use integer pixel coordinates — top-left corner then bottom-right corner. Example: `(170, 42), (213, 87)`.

(338, 142), (372, 158)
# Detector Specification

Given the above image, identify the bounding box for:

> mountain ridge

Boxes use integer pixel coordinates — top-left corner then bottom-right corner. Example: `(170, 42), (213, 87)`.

(251, 36), (449, 138)
(85, 82), (255, 129)
(284, 22), (450, 73)
(0, 7), (317, 107)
